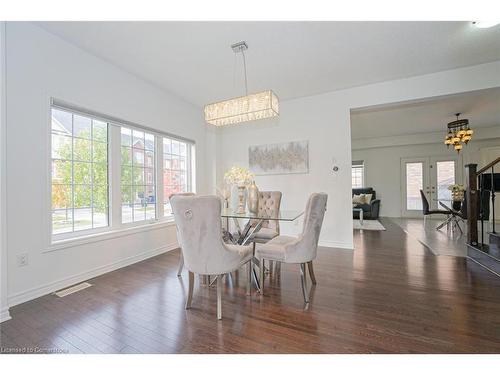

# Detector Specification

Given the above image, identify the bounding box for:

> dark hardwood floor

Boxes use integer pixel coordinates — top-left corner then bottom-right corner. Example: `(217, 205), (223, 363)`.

(2, 218), (500, 354)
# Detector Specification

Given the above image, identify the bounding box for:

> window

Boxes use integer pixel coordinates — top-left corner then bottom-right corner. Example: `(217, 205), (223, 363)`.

(405, 162), (423, 210)
(436, 161), (455, 202)
(51, 108), (109, 236)
(162, 137), (190, 216)
(120, 127), (156, 223)
(351, 161), (364, 188)
(50, 102), (194, 241)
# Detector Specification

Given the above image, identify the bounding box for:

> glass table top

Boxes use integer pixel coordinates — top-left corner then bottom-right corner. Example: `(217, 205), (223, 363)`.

(221, 208), (304, 221)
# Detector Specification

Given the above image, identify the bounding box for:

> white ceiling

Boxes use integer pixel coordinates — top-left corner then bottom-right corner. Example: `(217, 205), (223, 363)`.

(350, 87), (500, 139)
(37, 21), (500, 108)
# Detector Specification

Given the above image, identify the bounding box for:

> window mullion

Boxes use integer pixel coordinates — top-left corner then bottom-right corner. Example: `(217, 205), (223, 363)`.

(156, 136), (164, 218)
(110, 124), (122, 229)
(190, 144), (196, 193)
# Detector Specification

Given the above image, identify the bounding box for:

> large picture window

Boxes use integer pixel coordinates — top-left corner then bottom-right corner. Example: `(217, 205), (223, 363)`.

(120, 127), (156, 223)
(50, 102), (194, 242)
(51, 108), (109, 236)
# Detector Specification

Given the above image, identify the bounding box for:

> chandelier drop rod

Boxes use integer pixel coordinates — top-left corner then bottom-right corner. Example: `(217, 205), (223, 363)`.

(241, 49), (248, 96)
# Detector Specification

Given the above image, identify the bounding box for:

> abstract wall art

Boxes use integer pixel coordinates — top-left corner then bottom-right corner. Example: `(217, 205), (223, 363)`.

(248, 140), (309, 175)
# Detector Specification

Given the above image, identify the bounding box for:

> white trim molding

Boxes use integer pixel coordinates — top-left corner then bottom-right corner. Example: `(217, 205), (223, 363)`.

(0, 21), (10, 324)
(45, 219), (176, 253)
(0, 307), (11, 323)
(8, 242), (179, 308)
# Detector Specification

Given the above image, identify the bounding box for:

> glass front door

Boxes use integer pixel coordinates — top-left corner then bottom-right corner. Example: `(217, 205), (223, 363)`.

(401, 156), (460, 217)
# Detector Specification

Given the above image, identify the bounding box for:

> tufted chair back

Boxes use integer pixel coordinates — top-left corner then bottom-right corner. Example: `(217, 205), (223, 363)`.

(255, 191), (282, 233)
(171, 195), (252, 275)
(169, 192), (195, 200)
(169, 192), (195, 242)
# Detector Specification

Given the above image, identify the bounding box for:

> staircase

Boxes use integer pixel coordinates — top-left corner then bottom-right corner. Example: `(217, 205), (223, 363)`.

(465, 158), (499, 275)
(468, 232), (500, 275)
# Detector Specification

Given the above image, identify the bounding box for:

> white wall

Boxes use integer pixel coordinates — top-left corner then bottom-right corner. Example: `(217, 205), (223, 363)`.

(5, 22), (207, 308)
(352, 130), (500, 217)
(214, 60), (500, 249)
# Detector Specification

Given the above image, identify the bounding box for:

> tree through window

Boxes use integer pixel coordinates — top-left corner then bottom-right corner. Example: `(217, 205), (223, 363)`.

(51, 108), (109, 235)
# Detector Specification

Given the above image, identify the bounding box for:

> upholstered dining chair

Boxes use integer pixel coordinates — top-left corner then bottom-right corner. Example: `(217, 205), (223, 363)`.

(255, 193), (328, 304)
(170, 195), (254, 320)
(169, 192), (195, 277)
(250, 191), (282, 273)
(251, 191), (282, 242)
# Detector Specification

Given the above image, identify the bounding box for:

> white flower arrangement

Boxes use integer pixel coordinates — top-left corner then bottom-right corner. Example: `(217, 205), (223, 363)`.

(447, 184), (465, 192)
(224, 166), (254, 187)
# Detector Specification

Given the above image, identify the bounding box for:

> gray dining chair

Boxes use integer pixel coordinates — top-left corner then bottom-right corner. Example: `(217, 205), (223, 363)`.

(255, 193), (328, 304)
(169, 192), (196, 277)
(251, 191), (282, 242)
(250, 191), (282, 273)
(170, 195), (254, 320)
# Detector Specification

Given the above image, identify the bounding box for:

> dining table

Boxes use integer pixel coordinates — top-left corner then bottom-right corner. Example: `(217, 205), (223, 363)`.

(221, 208), (304, 245)
(433, 198), (462, 231)
(217, 208), (305, 290)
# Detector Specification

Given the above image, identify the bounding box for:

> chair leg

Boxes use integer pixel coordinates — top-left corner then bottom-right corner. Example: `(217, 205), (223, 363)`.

(307, 261), (317, 285)
(177, 252), (184, 277)
(300, 263), (309, 304)
(217, 274), (223, 320)
(260, 259), (265, 295)
(246, 261), (252, 295)
(185, 271), (194, 309)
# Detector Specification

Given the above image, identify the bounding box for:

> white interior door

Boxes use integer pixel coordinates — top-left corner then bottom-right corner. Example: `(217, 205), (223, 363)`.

(429, 156), (460, 210)
(401, 158), (429, 217)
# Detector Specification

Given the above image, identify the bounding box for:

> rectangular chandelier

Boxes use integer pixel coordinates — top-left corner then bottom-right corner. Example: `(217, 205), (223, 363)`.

(204, 90), (279, 127)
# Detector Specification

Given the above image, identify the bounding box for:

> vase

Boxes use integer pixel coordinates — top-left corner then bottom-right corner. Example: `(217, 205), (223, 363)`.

(230, 185), (238, 211)
(236, 185), (247, 214)
(247, 180), (259, 214)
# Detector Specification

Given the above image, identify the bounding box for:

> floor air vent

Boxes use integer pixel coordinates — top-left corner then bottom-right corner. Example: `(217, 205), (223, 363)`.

(54, 282), (92, 297)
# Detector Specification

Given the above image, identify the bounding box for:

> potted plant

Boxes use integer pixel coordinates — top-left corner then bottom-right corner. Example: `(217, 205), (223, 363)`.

(448, 184), (465, 202)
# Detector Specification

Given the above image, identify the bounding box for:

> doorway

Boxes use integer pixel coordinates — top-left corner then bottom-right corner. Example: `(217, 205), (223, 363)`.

(401, 156), (461, 217)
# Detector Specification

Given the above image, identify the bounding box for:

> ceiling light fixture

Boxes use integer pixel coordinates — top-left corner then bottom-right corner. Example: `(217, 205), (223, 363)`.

(204, 41), (279, 127)
(472, 21), (500, 28)
(444, 113), (473, 153)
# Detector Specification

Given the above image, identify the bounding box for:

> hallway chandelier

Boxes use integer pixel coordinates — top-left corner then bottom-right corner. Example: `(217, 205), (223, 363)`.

(444, 113), (473, 153)
(204, 41), (279, 127)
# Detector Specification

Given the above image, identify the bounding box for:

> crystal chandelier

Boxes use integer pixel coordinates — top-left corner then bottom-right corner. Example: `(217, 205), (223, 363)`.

(444, 113), (473, 153)
(204, 41), (279, 127)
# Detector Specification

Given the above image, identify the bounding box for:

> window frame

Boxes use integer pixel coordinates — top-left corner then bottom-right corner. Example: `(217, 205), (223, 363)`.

(161, 135), (193, 218)
(50, 105), (111, 241)
(118, 124), (158, 226)
(49, 99), (195, 244)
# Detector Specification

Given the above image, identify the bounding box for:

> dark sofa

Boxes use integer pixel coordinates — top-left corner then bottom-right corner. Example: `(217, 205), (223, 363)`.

(352, 187), (381, 220)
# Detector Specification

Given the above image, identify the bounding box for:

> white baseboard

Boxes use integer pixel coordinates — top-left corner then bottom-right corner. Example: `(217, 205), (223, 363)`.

(8, 242), (179, 308)
(318, 240), (353, 250)
(0, 306), (11, 323)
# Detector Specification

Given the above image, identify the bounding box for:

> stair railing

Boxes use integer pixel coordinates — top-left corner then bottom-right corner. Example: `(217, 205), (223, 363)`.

(466, 157), (499, 248)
